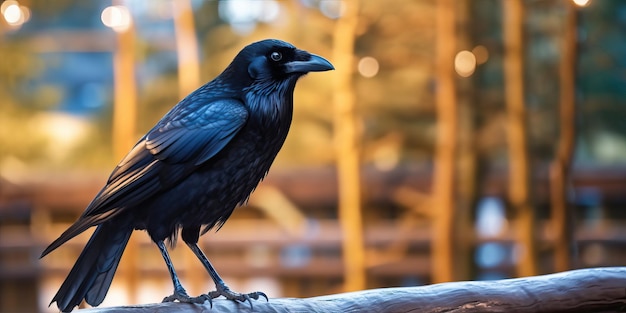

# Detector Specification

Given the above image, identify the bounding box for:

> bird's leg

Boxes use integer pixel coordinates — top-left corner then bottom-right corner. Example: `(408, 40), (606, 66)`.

(186, 242), (268, 308)
(157, 240), (210, 305)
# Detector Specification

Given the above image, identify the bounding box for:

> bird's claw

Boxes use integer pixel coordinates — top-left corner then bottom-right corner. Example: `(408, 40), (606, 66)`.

(162, 289), (212, 306)
(206, 284), (268, 309)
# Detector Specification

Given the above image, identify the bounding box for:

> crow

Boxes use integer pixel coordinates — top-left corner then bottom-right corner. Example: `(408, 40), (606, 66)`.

(40, 39), (334, 312)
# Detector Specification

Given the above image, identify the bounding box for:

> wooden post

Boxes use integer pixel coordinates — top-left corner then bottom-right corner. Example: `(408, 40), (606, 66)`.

(551, 0), (577, 272)
(503, 0), (537, 277)
(432, 0), (457, 283)
(331, 0), (366, 292)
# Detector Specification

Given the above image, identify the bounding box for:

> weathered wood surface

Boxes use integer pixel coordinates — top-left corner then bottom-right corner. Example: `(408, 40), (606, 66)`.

(81, 267), (626, 313)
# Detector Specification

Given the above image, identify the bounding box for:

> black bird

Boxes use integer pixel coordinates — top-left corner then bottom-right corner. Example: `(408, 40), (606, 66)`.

(40, 39), (334, 312)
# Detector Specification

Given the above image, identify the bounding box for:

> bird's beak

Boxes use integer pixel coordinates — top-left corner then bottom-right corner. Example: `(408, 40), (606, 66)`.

(285, 53), (335, 74)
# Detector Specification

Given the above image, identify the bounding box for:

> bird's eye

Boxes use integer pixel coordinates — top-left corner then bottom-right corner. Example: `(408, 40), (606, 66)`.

(270, 51), (282, 62)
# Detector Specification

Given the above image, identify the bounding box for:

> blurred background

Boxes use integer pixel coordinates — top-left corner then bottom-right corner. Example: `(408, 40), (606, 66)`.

(1, 0), (625, 312)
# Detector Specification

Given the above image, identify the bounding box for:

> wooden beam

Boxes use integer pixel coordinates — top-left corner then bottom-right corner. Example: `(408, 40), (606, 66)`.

(78, 267), (626, 313)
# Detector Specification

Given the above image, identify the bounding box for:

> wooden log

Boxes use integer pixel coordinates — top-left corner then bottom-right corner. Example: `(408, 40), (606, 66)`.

(81, 267), (626, 313)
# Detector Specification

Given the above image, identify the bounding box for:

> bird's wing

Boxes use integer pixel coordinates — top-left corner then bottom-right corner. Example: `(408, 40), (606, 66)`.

(41, 99), (248, 257)
(144, 100), (249, 166)
(90, 98), (249, 216)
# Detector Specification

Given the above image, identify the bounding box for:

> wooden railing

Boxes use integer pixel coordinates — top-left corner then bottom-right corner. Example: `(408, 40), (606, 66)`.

(79, 267), (626, 313)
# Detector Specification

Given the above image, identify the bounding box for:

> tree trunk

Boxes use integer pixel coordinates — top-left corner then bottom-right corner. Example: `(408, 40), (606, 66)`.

(503, 0), (537, 277)
(110, 2), (138, 303)
(455, 0), (479, 282)
(551, 0), (578, 272)
(111, 5), (137, 161)
(172, 0), (200, 99)
(332, 0), (366, 292)
(432, 0), (458, 284)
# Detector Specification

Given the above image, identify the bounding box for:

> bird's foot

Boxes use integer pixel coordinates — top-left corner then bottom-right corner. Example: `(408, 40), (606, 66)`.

(163, 288), (211, 306)
(206, 283), (268, 309)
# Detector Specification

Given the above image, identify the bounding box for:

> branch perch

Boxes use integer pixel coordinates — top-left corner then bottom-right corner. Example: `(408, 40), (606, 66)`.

(81, 267), (626, 313)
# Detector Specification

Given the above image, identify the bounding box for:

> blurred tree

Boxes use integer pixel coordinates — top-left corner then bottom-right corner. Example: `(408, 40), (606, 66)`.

(550, 0), (577, 272)
(503, 0), (537, 277)
(173, 0), (200, 99)
(110, 9), (137, 161)
(454, 0), (479, 282)
(431, 0), (457, 284)
(331, 0), (366, 292)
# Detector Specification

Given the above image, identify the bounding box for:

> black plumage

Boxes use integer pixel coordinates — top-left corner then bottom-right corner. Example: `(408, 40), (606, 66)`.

(40, 39), (333, 312)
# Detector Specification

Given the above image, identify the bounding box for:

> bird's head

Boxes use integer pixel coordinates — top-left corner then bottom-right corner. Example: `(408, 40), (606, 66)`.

(222, 39), (334, 91)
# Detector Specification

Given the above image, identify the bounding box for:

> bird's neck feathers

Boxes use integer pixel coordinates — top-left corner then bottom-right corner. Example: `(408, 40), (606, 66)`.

(215, 64), (254, 93)
(244, 76), (299, 125)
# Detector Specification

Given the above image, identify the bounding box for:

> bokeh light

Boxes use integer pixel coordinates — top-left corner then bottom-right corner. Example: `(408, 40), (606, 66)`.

(3, 3), (21, 24)
(19, 4), (29, 22)
(454, 50), (477, 77)
(572, 0), (591, 7)
(101, 5), (132, 33)
(1, 0), (29, 27)
(319, 0), (345, 19)
(475, 242), (507, 268)
(475, 197), (507, 238)
(472, 45), (489, 65)
(32, 113), (91, 161)
(218, 0), (281, 35)
(358, 56), (379, 78)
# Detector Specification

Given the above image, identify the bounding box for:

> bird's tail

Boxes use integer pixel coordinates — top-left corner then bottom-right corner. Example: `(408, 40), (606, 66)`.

(50, 221), (132, 312)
